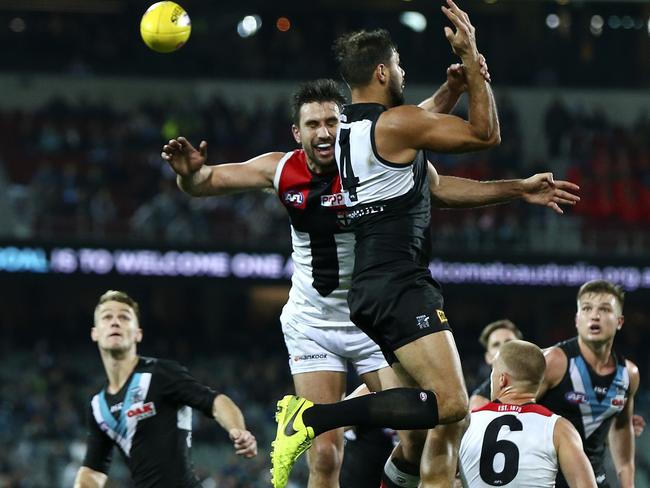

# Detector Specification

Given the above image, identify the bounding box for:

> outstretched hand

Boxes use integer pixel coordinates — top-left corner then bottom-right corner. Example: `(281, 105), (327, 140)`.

(442, 0), (477, 59)
(161, 137), (207, 177)
(522, 173), (580, 215)
(446, 54), (490, 93)
(229, 428), (258, 458)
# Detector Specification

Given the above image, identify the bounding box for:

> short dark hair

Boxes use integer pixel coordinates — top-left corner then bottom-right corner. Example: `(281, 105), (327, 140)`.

(333, 29), (396, 88)
(291, 79), (346, 125)
(577, 280), (625, 311)
(479, 319), (523, 350)
(94, 290), (141, 322)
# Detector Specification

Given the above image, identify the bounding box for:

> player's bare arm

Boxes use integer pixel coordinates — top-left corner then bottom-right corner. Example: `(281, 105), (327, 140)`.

(608, 360), (639, 488)
(419, 54), (490, 114)
(536, 346), (568, 399)
(73, 466), (108, 488)
(429, 167), (581, 214)
(161, 136), (281, 197)
(212, 393), (258, 458)
(554, 417), (598, 488)
(377, 2), (499, 161)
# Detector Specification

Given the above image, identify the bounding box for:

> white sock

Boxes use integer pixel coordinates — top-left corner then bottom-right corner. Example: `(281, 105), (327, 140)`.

(383, 457), (420, 488)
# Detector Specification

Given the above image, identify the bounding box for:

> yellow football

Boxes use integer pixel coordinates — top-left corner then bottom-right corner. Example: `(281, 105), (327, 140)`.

(140, 1), (191, 53)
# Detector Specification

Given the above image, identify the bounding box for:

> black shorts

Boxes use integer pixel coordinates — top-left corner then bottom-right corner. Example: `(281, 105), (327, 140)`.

(340, 427), (395, 488)
(348, 265), (451, 365)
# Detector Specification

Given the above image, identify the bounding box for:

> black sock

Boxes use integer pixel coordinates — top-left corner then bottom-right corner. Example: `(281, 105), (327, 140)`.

(302, 388), (438, 436)
(392, 457), (419, 476)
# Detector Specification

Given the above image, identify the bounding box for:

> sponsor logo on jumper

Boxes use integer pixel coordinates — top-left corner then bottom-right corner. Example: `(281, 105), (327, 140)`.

(126, 402), (156, 420)
(436, 309), (448, 323)
(347, 205), (385, 219)
(611, 397), (626, 407)
(416, 315), (430, 329)
(565, 391), (587, 404)
(283, 191), (304, 206)
(321, 193), (346, 208)
(110, 402), (123, 413)
(596, 474), (606, 484)
(593, 385), (609, 396)
(293, 353), (327, 362)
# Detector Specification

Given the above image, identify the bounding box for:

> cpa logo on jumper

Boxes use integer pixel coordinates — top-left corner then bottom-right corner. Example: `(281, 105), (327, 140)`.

(283, 191), (304, 207)
(126, 402), (157, 420)
(321, 192), (346, 208)
(565, 391), (587, 404)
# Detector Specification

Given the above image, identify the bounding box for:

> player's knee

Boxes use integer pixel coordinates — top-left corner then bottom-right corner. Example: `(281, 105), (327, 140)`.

(308, 436), (343, 476)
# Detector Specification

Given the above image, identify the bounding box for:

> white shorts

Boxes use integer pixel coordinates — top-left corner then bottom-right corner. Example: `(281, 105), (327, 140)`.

(281, 319), (388, 376)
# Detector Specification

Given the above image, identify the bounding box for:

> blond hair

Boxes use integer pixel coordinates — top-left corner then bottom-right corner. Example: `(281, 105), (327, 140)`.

(496, 340), (545, 393)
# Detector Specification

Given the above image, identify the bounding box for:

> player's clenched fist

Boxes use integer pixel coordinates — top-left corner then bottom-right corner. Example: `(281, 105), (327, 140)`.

(229, 428), (258, 458)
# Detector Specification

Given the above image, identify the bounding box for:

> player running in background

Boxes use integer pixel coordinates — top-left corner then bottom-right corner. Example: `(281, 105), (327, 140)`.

(459, 340), (596, 488)
(538, 280), (640, 488)
(73, 290), (257, 488)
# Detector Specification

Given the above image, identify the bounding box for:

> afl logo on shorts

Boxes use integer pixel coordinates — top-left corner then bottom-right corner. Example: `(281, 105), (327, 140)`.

(283, 191), (304, 206)
(565, 391), (587, 404)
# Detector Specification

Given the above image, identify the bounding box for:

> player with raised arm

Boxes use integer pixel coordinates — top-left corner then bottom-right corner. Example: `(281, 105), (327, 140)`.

(73, 290), (257, 488)
(459, 340), (597, 488)
(269, 1), (504, 486)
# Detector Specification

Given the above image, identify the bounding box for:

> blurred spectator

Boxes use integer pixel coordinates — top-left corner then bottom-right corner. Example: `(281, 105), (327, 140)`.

(1, 94), (649, 255)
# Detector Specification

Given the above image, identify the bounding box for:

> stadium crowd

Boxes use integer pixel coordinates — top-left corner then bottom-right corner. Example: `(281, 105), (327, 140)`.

(2, 95), (649, 255)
